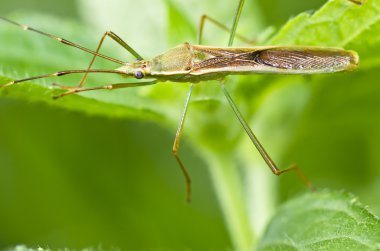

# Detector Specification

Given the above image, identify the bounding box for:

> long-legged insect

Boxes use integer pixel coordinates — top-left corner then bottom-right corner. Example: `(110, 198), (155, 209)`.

(0, 0), (360, 202)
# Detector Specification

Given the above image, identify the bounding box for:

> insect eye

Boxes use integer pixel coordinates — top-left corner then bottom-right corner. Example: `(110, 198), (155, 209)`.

(135, 71), (144, 79)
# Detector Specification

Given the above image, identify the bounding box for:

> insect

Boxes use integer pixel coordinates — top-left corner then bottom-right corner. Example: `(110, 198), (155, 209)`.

(0, 0), (360, 202)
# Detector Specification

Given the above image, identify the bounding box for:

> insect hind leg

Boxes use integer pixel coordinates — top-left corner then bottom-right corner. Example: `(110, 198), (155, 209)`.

(220, 81), (314, 190)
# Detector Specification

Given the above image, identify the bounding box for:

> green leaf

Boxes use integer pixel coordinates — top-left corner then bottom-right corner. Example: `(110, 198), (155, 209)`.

(258, 190), (380, 251)
(1, 0), (380, 250)
(269, 0), (379, 45)
(269, 0), (380, 70)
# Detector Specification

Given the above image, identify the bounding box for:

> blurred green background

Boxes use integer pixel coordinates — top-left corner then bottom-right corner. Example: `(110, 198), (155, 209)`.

(1, 0), (379, 250)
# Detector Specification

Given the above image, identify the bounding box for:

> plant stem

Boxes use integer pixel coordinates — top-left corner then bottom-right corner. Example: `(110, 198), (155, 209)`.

(239, 138), (278, 238)
(205, 152), (255, 251)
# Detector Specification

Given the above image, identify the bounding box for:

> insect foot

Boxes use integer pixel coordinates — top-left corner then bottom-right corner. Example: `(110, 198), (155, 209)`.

(0, 81), (15, 88)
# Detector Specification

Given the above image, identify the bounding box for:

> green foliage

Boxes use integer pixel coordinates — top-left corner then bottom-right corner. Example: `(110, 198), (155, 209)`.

(258, 191), (380, 251)
(1, 0), (380, 250)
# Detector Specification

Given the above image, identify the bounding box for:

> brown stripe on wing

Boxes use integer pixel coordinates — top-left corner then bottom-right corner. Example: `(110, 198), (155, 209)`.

(192, 56), (257, 72)
(192, 45), (258, 58)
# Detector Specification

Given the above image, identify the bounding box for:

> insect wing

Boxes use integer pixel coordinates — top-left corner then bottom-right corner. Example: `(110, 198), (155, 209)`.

(250, 47), (359, 72)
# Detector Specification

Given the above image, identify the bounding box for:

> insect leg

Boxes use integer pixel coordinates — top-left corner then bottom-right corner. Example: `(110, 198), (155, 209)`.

(220, 82), (313, 189)
(349, 0), (366, 5)
(197, 15), (255, 45)
(52, 80), (157, 99)
(172, 84), (194, 203)
(74, 31), (143, 91)
(0, 17), (125, 65)
(228, 0), (245, 46)
(0, 69), (123, 88)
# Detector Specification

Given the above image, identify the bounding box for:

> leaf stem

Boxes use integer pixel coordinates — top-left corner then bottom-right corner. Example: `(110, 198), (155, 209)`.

(204, 152), (255, 251)
(238, 138), (278, 238)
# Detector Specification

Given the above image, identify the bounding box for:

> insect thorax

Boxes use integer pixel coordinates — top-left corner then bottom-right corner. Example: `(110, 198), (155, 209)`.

(150, 43), (193, 75)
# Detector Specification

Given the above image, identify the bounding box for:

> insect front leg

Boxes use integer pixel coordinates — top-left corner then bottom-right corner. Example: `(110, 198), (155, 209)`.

(172, 84), (194, 203)
(53, 80), (157, 99)
(0, 69), (122, 88)
(56, 31), (144, 93)
(220, 82), (314, 189)
(349, 0), (366, 5)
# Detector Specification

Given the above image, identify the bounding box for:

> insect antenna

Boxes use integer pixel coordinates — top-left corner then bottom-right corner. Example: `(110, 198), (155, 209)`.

(0, 17), (125, 65)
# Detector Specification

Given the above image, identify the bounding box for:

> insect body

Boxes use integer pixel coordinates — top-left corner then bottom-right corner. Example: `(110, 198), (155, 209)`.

(120, 43), (358, 83)
(0, 0), (360, 202)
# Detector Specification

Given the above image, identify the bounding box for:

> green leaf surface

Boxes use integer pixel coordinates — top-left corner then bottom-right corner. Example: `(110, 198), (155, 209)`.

(258, 191), (380, 251)
(1, 0), (380, 250)
(269, 0), (380, 70)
